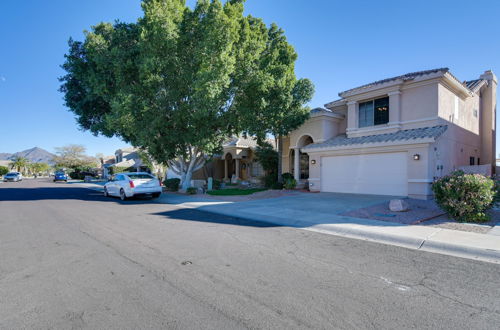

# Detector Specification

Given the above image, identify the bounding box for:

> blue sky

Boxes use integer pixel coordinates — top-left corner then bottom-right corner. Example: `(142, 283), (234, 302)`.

(1, 0), (499, 156)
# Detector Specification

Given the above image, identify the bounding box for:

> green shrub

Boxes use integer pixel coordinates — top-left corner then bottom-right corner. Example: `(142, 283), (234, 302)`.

(282, 172), (293, 182)
(164, 178), (181, 191)
(0, 166), (8, 176)
(283, 178), (297, 190)
(271, 181), (283, 190)
(262, 173), (278, 188)
(213, 179), (221, 190)
(186, 187), (197, 195)
(432, 170), (495, 223)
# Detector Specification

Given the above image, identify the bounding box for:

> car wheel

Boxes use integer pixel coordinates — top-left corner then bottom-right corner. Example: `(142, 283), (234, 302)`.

(120, 189), (127, 201)
(152, 192), (161, 199)
(103, 187), (109, 197)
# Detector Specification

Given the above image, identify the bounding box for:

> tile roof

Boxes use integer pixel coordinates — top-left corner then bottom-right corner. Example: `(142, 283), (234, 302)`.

(310, 107), (332, 114)
(464, 79), (485, 92)
(303, 125), (448, 150)
(223, 136), (275, 149)
(338, 68), (450, 96)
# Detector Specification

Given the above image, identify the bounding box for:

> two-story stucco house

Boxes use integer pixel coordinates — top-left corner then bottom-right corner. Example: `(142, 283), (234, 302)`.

(282, 68), (497, 199)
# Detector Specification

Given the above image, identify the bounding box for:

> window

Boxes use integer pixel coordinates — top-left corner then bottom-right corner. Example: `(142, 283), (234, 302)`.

(358, 97), (389, 128)
(470, 157), (475, 166)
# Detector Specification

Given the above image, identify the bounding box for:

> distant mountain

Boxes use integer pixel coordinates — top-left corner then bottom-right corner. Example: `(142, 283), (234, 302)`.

(0, 153), (12, 160)
(8, 147), (55, 164)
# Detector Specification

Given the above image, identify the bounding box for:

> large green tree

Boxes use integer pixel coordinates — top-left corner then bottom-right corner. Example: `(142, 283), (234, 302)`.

(60, 0), (313, 189)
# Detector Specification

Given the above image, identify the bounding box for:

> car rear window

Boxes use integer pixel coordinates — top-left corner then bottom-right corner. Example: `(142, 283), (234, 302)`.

(128, 174), (154, 179)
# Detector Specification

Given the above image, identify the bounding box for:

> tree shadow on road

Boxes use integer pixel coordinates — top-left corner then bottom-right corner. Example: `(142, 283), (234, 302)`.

(151, 208), (281, 228)
(0, 186), (158, 205)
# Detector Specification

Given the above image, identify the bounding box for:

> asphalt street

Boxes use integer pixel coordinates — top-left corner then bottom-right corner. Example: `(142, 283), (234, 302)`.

(1, 179), (499, 329)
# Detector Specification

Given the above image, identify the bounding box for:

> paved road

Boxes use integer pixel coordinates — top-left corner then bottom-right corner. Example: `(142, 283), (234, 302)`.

(1, 179), (499, 329)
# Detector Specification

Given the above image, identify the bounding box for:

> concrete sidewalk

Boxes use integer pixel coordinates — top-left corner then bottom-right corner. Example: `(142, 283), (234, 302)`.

(79, 183), (500, 264)
(157, 193), (500, 264)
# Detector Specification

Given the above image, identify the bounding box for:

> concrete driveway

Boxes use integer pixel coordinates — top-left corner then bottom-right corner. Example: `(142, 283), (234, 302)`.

(196, 192), (394, 227)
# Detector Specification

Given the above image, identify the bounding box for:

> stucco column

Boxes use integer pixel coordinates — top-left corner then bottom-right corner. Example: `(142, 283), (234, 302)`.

(293, 148), (300, 181)
(235, 158), (240, 180)
(347, 101), (357, 131)
(388, 90), (401, 125)
(224, 159), (228, 181)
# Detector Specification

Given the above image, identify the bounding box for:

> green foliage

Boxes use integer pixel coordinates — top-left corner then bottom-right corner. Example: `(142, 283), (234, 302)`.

(432, 170), (495, 223)
(59, 0), (312, 184)
(110, 166), (132, 174)
(262, 173), (278, 188)
(207, 188), (266, 196)
(282, 172), (293, 181)
(0, 166), (8, 176)
(186, 187), (197, 195)
(164, 178), (181, 191)
(283, 178), (297, 190)
(255, 142), (278, 173)
(213, 179), (222, 190)
(271, 181), (283, 190)
(10, 156), (29, 173)
(30, 163), (51, 174)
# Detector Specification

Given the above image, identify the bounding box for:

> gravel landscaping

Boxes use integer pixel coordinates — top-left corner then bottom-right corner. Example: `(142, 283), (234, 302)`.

(341, 199), (445, 225)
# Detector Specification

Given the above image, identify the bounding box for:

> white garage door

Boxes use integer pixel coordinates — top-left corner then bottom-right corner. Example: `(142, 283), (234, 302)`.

(321, 152), (408, 196)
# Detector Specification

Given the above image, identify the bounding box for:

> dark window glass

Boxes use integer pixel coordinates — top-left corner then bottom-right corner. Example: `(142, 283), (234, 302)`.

(358, 97), (389, 127)
(478, 158), (480, 165)
(374, 97), (389, 125)
(470, 157), (475, 165)
(128, 174), (154, 179)
(358, 101), (374, 128)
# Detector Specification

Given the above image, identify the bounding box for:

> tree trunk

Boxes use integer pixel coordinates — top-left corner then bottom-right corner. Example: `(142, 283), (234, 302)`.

(167, 148), (206, 191)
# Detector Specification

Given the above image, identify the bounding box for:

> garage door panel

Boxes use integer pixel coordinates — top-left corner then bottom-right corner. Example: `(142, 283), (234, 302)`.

(320, 153), (408, 196)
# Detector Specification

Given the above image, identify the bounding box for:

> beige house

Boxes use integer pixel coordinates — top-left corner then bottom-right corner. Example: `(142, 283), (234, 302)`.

(282, 68), (497, 199)
(190, 136), (268, 183)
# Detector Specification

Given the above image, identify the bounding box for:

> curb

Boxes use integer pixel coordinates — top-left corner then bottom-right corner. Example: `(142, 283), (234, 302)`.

(198, 205), (500, 264)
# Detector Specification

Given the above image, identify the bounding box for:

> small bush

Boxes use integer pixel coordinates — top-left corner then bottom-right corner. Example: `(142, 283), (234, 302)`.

(282, 172), (294, 182)
(271, 181), (283, 190)
(0, 166), (8, 176)
(283, 178), (297, 190)
(186, 187), (197, 195)
(432, 170), (495, 223)
(164, 178), (181, 191)
(262, 173), (278, 188)
(213, 179), (221, 190)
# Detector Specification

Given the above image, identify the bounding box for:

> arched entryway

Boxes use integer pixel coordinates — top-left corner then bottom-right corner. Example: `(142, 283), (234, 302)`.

(292, 135), (314, 181)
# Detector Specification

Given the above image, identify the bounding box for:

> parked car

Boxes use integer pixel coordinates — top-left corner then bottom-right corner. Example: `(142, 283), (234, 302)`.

(3, 172), (23, 182)
(53, 171), (68, 182)
(104, 172), (162, 201)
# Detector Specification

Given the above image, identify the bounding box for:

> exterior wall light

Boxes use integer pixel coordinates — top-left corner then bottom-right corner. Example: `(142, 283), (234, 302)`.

(413, 154), (420, 161)
(311, 159), (316, 165)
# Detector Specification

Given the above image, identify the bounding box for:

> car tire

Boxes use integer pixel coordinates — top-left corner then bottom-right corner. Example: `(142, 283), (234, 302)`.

(103, 187), (109, 197)
(152, 192), (161, 199)
(120, 189), (127, 201)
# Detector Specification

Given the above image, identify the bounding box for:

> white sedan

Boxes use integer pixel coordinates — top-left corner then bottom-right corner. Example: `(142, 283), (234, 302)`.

(104, 172), (162, 201)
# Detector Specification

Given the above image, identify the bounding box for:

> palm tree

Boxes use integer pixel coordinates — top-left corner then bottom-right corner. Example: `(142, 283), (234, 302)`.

(10, 156), (29, 174)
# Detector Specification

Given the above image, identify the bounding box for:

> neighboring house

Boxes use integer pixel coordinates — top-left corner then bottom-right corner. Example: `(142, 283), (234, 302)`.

(282, 68), (496, 199)
(111, 148), (147, 172)
(166, 136), (271, 184)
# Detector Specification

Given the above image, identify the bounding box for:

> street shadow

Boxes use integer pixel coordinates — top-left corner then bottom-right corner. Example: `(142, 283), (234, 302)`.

(152, 208), (280, 228)
(0, 185), (158, 205)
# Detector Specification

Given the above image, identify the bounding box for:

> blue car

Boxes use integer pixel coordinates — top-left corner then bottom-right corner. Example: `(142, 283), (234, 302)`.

(53, 172), (68, 182)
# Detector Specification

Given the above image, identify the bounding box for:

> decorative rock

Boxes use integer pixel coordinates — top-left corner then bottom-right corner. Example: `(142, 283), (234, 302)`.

(389, 199), (409, 212)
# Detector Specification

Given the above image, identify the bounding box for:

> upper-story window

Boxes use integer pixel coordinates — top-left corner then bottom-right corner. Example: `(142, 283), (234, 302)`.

(358, 96), (389, 128)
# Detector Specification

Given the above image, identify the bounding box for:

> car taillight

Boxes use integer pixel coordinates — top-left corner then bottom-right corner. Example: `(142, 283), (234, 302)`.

(129, 180), (135, 188)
